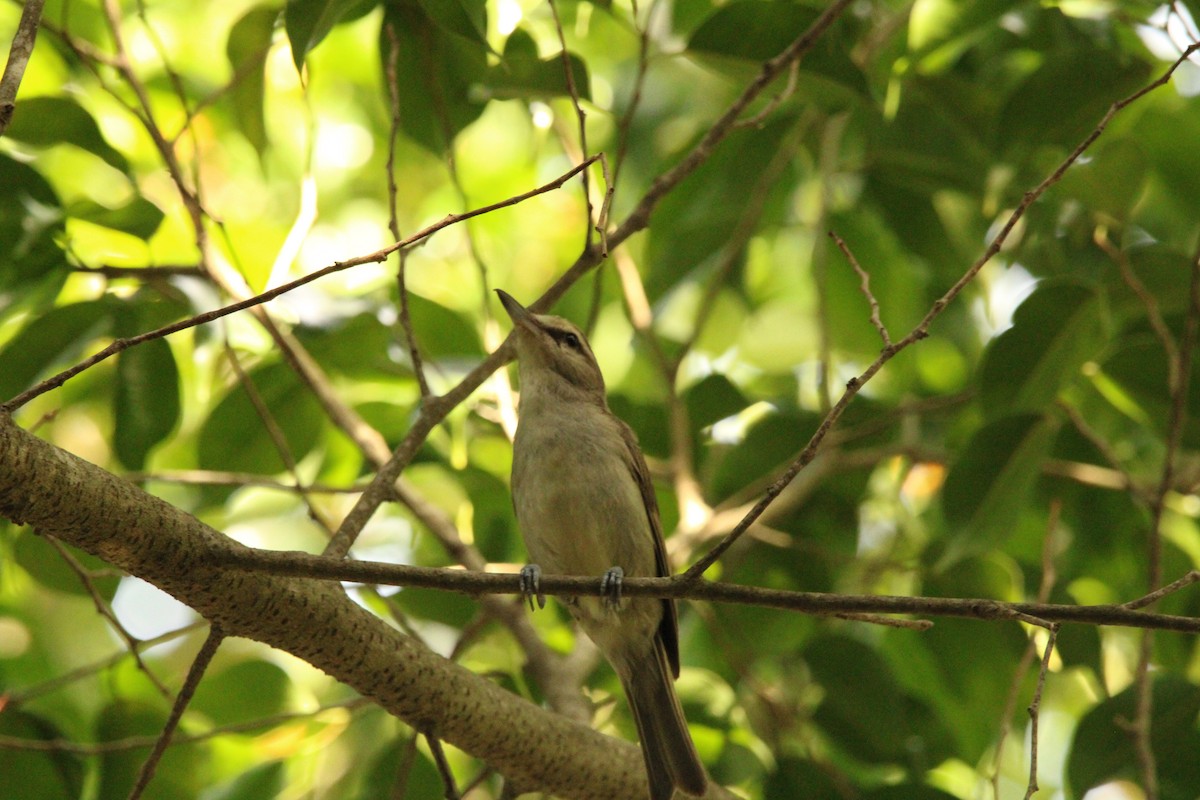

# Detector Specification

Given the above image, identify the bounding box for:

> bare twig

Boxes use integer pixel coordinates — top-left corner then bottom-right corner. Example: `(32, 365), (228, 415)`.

(1, 157), (598, 412)
(44, 537), (173, 701)
(214, 547), (1200, 633)
(0, 0), (47, 135)
(681, 38), (1200, 582)
(427, 735), (461, 800)
(1131, 241), (1200, 799)
(830, 230), (892, 348)
(1124, 570), (1200, 611)
(384, 21), (431, 399)
(126, 627), (225, 800)
(1023, 625), (1059, 800)
(548, 0), (593, 251)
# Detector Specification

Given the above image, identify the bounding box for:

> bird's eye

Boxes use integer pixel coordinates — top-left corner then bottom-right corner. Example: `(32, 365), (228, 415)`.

(562, 333), (581, 350)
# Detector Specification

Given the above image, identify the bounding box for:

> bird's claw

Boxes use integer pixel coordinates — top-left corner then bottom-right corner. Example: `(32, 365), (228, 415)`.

(519, 564), (545, 611)
(601, 566), (624, 610)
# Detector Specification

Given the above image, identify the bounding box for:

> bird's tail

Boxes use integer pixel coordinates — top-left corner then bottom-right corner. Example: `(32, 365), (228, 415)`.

(621, 643), (707, 800)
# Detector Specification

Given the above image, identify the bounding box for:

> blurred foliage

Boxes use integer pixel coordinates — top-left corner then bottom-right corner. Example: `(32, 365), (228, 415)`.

(2, 0), (1200, 798)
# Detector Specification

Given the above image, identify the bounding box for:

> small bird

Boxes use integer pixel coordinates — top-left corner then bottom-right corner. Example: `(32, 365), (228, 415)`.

(497, 289), (707, 800)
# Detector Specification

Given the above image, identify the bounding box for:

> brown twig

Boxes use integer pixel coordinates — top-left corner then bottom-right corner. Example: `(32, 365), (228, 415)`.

(548, 0), (593, 252)
(214, 547), (1200, 633)
(0, 0), (47, 135)
(44, 536), (174, 701)
(1123, 570), (1200, 611)
(427, 735), (461, 800)
(126, 627), (225, 800)
(681, 38), (1200, 582)
(1131, 240), (1200, 799)
(830, 230), (892, 348)
(1, 156), (598, 412)
(1023, 625), (1059, 800)
(384, 20), (431, 399)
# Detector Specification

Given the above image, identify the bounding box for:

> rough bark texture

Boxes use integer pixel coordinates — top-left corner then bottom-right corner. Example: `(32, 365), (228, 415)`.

(0, 413), (687, 800)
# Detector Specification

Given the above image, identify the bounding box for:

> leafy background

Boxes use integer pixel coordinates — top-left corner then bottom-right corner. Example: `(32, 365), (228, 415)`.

(2, 0), (1200, 798)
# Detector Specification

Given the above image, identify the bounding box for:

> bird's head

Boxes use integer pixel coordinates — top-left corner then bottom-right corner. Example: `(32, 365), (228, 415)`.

(496, 289), (606, 404)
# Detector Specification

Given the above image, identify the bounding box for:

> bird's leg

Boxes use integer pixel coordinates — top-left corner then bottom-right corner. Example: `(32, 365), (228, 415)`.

(519, 564), (546, 611)
(600, 566), (624, 610)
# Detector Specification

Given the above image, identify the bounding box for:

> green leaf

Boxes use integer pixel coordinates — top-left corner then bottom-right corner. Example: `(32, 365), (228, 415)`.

(979, 280), (1109, 417)
(683, 373), (747, 432)
(689, 2), (822, 61)
(645, 115), (797, 301)
(484, 29), (590, 100)
(998, 46), (1151, 151)
(113, 337), (180, 469)
(1068, 678), (1200, 800)
(416, 0), (488, 47)
(0, 710), (84, 800)
(0, 154), (66, 287)
(0, 300), (113, 404)
(68, 196), (165, 239)
(200, 762), (285, 800)
(940, 412), (1059, 562)
(13, 531), (122, 599)
(5, 97), (128, 172)
(285, 0), (373, 72)
(191, 660), (291, 726)
(404, 294), (484, 358)
(226, 5), (278, 153)
(707, 408), (820, 503)
(805, 634), (952, 767)
(197, 362), (326, 475)
(907, 0), (1021, 71)
(379, 4), (489, 154)
(95, 701), (208, 800)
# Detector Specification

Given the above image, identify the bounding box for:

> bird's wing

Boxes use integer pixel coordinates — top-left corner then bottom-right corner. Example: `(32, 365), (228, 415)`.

(618, 417), (681, 678)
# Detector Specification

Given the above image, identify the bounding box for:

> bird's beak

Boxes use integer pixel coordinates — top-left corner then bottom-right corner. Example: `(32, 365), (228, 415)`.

(496, 289), (539, 334)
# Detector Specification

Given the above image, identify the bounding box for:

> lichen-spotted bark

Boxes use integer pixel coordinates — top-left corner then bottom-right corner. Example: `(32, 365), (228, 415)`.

(0, 413), (672, 800)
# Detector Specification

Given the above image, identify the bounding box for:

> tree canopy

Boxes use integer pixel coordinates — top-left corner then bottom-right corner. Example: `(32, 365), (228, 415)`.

(2, 1), (1200, 799)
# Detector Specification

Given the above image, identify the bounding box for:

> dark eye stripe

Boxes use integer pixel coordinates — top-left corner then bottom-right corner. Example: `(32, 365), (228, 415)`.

(547, 327), (583, 350)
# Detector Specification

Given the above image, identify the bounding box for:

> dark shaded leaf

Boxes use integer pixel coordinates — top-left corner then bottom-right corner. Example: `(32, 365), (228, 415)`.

(286, 0), (374, 71)
(1068, 678), (1200, 800)
(95, 701), (208, 800)
(0, 710), (84, 800)
(940, 412), (1059, 562)
(204, 762), (285, 800)
(68, 196), (165, 240)
(484, 29), (590, 100)
(191, 660), (291, 726)
(379, 3), (489, 154)
(417, 0), (488, 46)
(13, 529), (122, 599)
(226, 5), (279, 153)
(0, 154), (67, 287)
(979, 280), (1108, 417)
(5, 97), (128, 172)
(806, 634), (952, 768)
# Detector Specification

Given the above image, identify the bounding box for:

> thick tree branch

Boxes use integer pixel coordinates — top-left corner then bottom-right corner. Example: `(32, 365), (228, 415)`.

(0, 414), (729, 800)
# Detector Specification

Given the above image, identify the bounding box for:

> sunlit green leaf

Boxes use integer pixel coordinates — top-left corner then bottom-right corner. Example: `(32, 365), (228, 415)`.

(197, 362), (326, 475)
(191, 660), (291, 726)
(0, 300), (113, 403)
(286, 0), (374, 71)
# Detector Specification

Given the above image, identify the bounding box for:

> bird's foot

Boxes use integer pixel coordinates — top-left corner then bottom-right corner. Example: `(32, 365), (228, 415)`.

(600, 566), (624, 610)
(519, 564), (545, 611)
